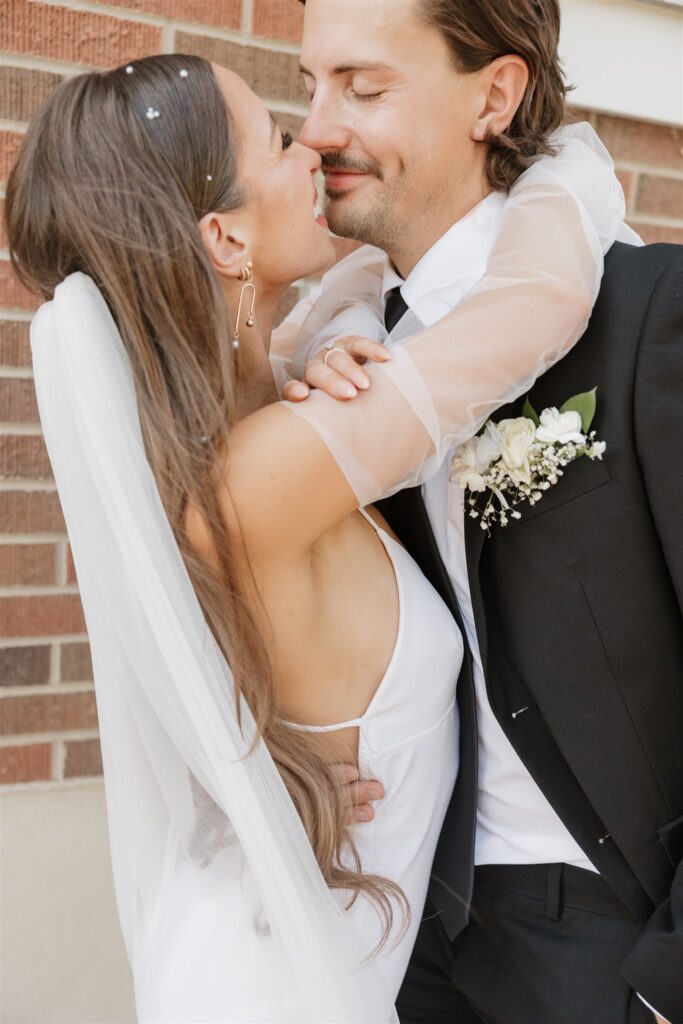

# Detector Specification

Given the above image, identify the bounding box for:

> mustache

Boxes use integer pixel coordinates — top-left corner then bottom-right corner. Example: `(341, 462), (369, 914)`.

(321, 151), (383, 180)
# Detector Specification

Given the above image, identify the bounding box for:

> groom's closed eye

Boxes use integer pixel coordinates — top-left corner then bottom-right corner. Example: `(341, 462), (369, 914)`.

(350, 89), (385, 102)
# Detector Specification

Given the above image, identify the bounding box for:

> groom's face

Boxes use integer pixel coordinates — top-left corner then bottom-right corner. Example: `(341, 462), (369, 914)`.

(299, 0), (490, 274)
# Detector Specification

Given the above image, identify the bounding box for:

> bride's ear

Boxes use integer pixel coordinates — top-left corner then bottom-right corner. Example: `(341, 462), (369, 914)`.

(470, 55), (529, 143)
(198, 212), (249, 281)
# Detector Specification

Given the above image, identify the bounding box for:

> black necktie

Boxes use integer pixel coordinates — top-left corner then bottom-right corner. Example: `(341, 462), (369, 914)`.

(384, 286), (408, 333)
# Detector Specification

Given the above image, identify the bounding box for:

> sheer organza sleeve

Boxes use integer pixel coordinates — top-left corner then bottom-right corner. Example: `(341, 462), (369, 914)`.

(284, 163), (604, 507)
(272, 122), (626, 398)
(268, 279), (323, 394)
(269, 247), (386, 393)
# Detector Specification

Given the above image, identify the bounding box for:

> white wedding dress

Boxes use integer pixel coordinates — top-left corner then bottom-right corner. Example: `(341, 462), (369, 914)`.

(134, 508), (463, 1020)
(30, 123), (629, 1022)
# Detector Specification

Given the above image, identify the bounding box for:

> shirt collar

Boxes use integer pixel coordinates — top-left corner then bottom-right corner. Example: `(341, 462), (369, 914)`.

(380, 191), (507, 327)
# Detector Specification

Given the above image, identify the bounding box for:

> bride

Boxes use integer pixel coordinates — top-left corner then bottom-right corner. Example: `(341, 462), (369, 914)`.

(6, 54), (624, 1022)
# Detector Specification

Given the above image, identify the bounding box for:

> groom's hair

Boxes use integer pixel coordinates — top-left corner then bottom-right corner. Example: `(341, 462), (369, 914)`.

(420, 0), (568, 190)
(299, 0), (568, 192)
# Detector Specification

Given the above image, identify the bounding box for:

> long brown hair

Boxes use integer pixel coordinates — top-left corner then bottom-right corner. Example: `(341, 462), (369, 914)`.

(5, 54), (405, 945)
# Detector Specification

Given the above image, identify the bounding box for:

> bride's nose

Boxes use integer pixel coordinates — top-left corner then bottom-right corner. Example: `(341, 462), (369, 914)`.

(297, 141), (322, 174)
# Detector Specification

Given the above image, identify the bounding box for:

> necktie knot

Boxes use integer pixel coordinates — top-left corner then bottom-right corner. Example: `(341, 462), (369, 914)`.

(384, 287), (408, 334)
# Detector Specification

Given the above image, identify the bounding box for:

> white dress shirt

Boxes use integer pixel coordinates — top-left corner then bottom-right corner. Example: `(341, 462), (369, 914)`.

(381, 194), (667, 1021)
(381, 191), (597, 874)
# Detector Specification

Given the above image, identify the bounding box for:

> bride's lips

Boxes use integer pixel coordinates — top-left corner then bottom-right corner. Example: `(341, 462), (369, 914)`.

(313, 187), (327, 228)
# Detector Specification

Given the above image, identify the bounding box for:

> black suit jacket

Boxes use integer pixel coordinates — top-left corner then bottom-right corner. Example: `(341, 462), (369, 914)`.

(378, 242), (683, 1022)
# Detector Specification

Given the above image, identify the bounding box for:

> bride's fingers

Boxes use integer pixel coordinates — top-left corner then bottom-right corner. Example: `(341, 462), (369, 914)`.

(347, 338), (391, 365)
(342, 779), (385, 807)
(303, 339), (391, 399)
(304, 359), (359, 399)
(331, 762), (360, 786)
(281, 379), (310, 402)
(349, 803), (375, 824)
(330, 764), (384, 823)
(315, 349), (371, 392)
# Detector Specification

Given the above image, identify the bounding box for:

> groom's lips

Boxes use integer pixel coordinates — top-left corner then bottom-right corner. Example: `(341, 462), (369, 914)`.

(323, 168), (371, 192)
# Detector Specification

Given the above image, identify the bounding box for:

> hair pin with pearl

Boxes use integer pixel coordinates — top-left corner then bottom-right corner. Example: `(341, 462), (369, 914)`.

(179, 69), (189, 79)
(145, 106), (161, 120)
(125, 65), (134, 74)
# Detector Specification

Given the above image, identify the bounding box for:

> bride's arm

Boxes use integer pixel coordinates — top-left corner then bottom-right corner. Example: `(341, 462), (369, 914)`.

(220, 169), (601, 558)
(269, 244), (387, 395)
(272, 123), (624, 406)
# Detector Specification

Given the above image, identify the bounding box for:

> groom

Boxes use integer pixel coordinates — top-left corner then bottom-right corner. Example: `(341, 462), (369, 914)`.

(281, 1), (683, 1022)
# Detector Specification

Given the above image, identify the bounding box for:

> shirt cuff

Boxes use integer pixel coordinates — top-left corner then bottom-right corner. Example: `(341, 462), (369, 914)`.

(638, 992), (671, 1023)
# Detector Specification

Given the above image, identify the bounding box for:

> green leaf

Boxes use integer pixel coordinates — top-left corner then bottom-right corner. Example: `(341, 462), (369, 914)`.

(560, 387), (597, 433)
(522, 396), (540, 427)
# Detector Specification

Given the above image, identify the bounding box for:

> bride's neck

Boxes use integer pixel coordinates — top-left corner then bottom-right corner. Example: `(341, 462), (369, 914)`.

(232, 285), (280, 421)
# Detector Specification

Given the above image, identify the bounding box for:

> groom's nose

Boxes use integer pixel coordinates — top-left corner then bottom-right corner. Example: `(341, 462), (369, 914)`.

(299, 92), (351, 154)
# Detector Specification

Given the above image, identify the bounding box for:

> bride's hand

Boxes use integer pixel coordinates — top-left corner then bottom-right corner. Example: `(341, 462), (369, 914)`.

(281, 336), (390, 403)
(331, 762), (385, 824)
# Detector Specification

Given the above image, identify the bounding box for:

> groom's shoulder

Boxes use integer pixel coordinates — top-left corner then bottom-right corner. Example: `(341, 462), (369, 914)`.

(586, 242), (683, 369)
(600, 241), (683, 307)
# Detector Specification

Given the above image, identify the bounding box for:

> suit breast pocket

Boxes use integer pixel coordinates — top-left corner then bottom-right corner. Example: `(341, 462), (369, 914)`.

(507, 452), (611, 526)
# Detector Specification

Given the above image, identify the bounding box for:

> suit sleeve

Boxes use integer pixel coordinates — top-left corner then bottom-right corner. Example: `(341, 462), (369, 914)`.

(621, 253), (683, 1024)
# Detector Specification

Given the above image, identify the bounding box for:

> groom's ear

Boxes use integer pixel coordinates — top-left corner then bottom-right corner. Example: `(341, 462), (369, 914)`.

(470, 55), (529, 143)
(198, 211), (249, 281)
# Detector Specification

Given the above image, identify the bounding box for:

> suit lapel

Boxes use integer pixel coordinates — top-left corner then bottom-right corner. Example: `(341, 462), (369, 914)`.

(465, 512), (488, 673)
(462, 398), (519, 676)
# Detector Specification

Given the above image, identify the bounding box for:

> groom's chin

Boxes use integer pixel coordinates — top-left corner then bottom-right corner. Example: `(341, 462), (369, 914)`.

(324, 198), (372, 246)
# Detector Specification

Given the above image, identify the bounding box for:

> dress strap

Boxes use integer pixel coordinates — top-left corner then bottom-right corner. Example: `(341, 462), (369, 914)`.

(357, 505), (384, 534)
(358, 501), (389, 536)
(278, 716), (364, 733)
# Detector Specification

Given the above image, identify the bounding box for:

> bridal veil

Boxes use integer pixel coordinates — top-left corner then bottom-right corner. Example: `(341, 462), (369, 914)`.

(31, 276), (394, 1023)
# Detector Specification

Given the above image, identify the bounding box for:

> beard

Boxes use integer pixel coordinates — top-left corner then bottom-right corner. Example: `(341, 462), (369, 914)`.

(321, 151), (403, 252)
(323, 193), (399, 249)
(324, 178), (407, 256)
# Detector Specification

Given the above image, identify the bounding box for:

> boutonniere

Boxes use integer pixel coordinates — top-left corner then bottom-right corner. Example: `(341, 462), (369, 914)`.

(451, 388), (606, 532)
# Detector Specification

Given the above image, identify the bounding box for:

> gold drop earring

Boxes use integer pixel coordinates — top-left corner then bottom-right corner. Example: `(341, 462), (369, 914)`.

(232, 260), (256, 351)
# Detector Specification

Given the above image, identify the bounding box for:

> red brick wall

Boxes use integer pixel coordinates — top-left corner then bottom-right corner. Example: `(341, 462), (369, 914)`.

(1, 1), (682, 786)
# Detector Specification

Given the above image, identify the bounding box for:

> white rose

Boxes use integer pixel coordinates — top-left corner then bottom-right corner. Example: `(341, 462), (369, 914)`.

(499, 417), (536, 484)
(475, 421), (503, 470)
(536, 408), (586, 445)
(452, 438), (487, 492)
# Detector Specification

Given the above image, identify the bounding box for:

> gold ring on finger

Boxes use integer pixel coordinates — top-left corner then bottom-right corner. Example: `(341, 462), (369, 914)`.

(323, 345), (345, 367)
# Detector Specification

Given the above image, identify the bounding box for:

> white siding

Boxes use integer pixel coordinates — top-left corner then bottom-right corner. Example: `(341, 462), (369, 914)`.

(560, 0), (683, 125)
